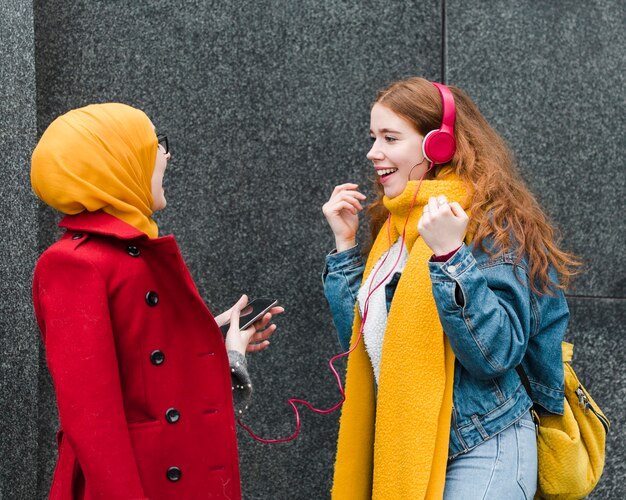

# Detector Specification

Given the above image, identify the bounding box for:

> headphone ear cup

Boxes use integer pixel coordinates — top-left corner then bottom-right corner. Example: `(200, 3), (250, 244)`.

(422, 129), (456, 164)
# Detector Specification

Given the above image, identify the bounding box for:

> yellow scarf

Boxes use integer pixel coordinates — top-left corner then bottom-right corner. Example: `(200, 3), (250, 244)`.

(31, 103), (159, 238)
(332, 176), (469, 500)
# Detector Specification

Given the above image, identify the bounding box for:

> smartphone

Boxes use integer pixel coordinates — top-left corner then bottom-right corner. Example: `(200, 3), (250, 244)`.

(219, 298), (278, 334)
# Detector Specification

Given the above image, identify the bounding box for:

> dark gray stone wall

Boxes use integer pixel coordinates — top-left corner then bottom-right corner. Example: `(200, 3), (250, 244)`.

(0, 2), (40, 500)
(1, 0), (623, 498)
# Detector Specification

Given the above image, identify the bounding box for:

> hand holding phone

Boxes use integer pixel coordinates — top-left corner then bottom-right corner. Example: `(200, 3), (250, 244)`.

(219, 297), (279, 335)
(223, 296), (282, 356)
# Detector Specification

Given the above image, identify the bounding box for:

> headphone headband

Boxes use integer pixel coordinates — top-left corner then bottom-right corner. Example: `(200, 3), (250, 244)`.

(422, 81), (457, 164)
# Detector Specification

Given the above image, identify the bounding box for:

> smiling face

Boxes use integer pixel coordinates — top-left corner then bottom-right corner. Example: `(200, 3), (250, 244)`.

(367, 103), (430, 199)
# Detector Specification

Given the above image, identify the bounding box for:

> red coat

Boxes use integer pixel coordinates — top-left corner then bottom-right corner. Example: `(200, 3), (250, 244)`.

(32, 210), (241, 500)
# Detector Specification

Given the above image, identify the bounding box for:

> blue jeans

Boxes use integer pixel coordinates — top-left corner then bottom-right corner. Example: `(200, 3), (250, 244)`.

(444, 411), (538, 499)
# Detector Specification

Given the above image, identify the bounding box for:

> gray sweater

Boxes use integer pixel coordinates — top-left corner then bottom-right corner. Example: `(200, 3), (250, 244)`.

(228, 350), (252, 416)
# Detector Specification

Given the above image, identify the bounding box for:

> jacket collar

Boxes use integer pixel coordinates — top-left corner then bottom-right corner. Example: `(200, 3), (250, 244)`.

(59, 210), (150, 241)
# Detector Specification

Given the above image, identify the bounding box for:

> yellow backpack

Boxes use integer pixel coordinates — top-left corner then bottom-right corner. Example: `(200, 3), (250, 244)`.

(518, 341), (610, 500)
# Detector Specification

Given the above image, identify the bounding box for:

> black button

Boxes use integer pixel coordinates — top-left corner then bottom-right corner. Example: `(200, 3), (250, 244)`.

(165, 408), (180, 423)
(166, 466), (181, 482)
(72, 233), (84, 240)
(127, 245), (141, 257)
(150, 350), (165, 365)
(145, 291), (159, 306)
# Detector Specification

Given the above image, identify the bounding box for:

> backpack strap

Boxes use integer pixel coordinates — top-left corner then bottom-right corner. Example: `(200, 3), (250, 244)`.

(516, 365), (541, 431)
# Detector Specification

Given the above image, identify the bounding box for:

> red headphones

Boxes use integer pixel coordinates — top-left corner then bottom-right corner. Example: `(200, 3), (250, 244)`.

(422, 82), (456, 164)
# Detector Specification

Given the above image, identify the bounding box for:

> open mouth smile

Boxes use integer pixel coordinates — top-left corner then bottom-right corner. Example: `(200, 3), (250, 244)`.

(376, 167), (398, 182)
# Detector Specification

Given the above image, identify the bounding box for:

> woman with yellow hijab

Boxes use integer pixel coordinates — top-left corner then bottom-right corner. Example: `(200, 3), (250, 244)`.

(322, 78), (578, 499)
(31, 103), (281, 499)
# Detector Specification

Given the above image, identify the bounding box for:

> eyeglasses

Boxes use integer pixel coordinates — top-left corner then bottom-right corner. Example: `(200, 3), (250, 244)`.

(156, 134), (170, 156)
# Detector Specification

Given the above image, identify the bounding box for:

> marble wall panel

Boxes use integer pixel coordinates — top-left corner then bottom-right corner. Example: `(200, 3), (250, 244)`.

(447, 0), (625, 298)
(0, 1), (40, 499)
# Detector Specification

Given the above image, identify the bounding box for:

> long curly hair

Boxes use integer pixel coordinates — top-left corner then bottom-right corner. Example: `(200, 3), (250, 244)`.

(366, 77), (580, 294)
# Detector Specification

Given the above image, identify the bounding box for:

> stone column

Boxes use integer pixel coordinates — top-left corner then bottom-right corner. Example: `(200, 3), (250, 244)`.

(0, 1), (40, 499)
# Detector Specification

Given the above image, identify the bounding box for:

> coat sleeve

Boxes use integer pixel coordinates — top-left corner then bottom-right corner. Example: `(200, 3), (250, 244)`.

(428, 244), (532, 380)
(228, 350), (252, 416)
(33, 249), (148, 500)
(321, 245), (365, 351)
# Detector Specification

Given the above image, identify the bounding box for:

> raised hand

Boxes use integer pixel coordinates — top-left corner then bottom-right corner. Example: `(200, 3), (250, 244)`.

(322, 183), (366, 252)
(417, 195), (469, 256)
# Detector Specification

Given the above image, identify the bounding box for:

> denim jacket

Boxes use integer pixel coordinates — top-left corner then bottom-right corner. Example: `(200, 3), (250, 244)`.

(322, 240), (568, 458)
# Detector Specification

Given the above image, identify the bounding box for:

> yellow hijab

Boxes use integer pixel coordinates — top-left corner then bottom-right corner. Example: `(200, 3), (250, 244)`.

(31, 103), (159, 238)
